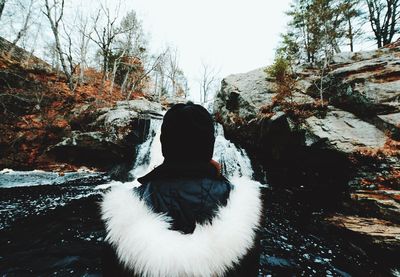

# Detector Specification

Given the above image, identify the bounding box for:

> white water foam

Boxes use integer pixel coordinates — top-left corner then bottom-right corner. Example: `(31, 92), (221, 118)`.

(392, 269), (400, 277)
(129, 119), (164, 179)
(0, 170), (101, 188)
(213, 124), (254, 179)
(101, 120), (260, 190)
(96, 119), (164, 190)
(126, 121), (256, 182)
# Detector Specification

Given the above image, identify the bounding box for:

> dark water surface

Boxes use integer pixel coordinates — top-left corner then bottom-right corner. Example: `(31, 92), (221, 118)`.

(1, 171), (399, 276)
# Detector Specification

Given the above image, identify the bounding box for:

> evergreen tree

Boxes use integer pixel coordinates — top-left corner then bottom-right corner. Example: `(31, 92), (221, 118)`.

(281, 0), (364, 63)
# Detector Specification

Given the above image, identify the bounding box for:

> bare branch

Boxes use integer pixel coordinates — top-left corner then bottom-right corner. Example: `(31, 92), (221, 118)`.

(43, 0), (73, 90)
(0, 0), (6, 20)
(198, 61), (219, 104)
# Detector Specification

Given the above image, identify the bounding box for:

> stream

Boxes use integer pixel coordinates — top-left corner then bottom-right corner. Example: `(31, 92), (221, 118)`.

(0, 119), (399, 276)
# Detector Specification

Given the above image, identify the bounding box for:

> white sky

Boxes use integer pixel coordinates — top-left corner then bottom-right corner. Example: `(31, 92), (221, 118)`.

(1, 0), (292, 101)
(1, 0), (382, 101)
(122, 0), (292, 101)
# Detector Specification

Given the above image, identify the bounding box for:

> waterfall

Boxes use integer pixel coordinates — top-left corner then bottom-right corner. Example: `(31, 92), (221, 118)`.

(130, 120), (256, 181)
(96, 119), (259, 190)
(213, 124), (254, 179)
(129, 119), (164, 179)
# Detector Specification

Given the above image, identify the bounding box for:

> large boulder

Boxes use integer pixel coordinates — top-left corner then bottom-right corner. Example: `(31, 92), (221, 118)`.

(214, 47), (400, 252)
(214, 47), (399, 206)
(214, 68), (275, 122)
(214, 67), (388, 157)
(304, 108), (387, 153)
(317, 48), (400, 137)
(48, 99), (163, 177)
(214, 46), (400, 262)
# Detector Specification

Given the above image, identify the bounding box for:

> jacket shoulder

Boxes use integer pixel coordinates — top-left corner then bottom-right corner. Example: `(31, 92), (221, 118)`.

(100, 177), (262, 277)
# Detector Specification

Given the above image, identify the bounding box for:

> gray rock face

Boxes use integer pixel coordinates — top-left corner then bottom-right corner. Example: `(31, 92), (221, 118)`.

(214, 47), (400, 252)
(115, 99), (163, 114)
(214, 68), (276, 121)
(96, 99), (162, 139)
(379, 112), (400, 127)
(331, 48), (392, 65)
(49, 99), (163, 172)
(215, 49), (398, 155)
(305, 109), (387, 153)
(324, 48), (400, 115)
(214, 47), (399, 200)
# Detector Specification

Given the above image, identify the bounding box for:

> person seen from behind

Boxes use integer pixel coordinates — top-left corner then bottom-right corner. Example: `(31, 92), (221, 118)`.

(101, 102), (262, 276)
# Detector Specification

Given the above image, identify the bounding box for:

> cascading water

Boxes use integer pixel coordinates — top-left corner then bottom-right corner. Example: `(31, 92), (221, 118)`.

(126, 119), (258, 182)
(129, 119), (164, 179)
(96, 118), (260, 191)
(213, 124), (255, 179)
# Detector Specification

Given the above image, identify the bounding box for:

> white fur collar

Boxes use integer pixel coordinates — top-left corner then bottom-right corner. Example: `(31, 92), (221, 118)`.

(100, 177), (262, 277)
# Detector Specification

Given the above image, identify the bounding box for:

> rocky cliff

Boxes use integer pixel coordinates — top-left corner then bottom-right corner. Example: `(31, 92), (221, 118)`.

(214, 47), (400, 249)
(0, 37), (165, 178)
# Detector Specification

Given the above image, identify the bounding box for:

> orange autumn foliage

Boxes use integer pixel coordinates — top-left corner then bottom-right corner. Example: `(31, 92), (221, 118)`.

(359, 168), (400, 191)
(356, 136), (400, 159)
(0, 51), (147, 170)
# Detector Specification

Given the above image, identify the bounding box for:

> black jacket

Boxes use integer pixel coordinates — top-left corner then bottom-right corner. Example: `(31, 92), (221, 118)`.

(101, 161), (262, 277)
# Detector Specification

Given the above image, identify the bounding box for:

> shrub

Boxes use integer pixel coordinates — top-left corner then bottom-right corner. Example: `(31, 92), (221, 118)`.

(265, 56), (290, 83)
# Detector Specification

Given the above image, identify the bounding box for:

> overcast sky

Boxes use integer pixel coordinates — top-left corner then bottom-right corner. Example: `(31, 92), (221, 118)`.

(2, 0), (379, 102)
(2, 0), (292, 101)
(121, 0), (292, 101)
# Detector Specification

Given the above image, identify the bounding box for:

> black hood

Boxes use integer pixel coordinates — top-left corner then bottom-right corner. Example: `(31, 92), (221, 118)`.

(160, 103), (215, 163)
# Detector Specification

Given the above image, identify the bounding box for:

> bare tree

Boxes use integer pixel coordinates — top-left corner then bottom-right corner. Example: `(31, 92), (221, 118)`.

(165, 47), (180, 96)
(152, 53), (168, 100)
(174, 70), (189, 99)
(126, 51), (167, 100)
(76, 12), (95, 84)
(61, 20), (80, 91)
(43, 0), (74, 90)
(109, 10), (145, 95)
(198, 62), (219, 105)
(366, 0), (400, 47)
(0, 0), (6, 20)
(44, 41), (59, 69)
(23, 19), (42, 68)
(90, 3), (125, 81)
(313, 52), (331, 106)
(0, 0), (40, 56)
(10, 0), (34, 48)
(109, 48), (126, 94)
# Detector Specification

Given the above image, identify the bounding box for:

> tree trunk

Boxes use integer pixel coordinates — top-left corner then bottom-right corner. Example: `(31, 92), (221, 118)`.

(367, 0), (400, 48)
(377, 35), (383, 48)
(109, 59), (119, 95)
(102, 50), (108, 81)
(154, 73), (158, 98)
(121, 69), (130, 95)
(44, 0), (74, 90)
(348, 17), (354, 52)
(0, 0), (5, 20)
(53, 29), (73, 90)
